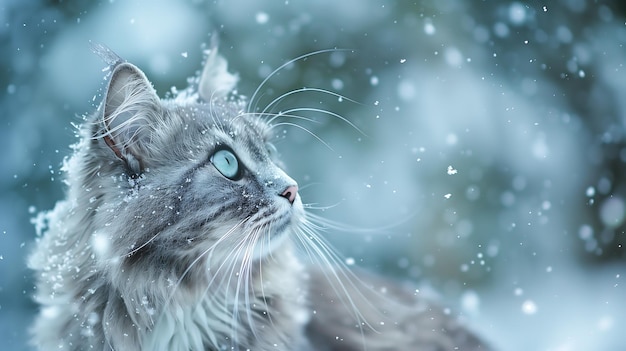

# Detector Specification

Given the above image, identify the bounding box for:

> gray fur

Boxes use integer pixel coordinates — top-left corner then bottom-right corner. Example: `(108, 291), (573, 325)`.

(29, 45), (492, 351)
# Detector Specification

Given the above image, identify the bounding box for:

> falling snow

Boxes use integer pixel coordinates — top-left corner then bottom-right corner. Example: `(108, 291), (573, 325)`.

(3, 1), (626, 351)
(521, 300), (538, 315)
(255, 12), (269, 24)
(423, 20), (436, 35)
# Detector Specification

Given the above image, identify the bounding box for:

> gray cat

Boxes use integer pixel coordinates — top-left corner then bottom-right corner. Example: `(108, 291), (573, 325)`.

(28, 42), (492, 351)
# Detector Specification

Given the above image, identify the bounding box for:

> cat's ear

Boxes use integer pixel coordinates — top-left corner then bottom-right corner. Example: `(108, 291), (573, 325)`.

(198, 39), (238, 101)
(101, 62), (161, 174)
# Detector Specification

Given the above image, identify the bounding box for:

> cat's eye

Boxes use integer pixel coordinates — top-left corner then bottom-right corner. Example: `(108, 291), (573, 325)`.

(210, 149), (242, 180)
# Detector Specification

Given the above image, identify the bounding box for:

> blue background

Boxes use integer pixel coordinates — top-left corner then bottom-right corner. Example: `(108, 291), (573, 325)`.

(2, 1), (625, 350)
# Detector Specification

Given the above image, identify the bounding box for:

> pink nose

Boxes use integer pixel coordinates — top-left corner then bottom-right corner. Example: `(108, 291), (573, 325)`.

(280, 185), (298, 204)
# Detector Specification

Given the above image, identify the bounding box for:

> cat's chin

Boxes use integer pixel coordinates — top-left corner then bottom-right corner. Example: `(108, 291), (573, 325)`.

(250, 225), (292, 261)
(248, 200), (302, 261)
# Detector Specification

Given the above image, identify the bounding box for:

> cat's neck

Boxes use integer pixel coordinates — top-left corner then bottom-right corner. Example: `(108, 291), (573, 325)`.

(139, 240), (309, 350)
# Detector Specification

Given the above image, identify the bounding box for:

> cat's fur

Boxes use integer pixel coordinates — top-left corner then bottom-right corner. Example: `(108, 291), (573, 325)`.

(29, 43), (491, 350)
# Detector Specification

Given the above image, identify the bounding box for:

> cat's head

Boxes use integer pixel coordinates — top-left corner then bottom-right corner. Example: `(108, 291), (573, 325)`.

(79, 46), (303, 283)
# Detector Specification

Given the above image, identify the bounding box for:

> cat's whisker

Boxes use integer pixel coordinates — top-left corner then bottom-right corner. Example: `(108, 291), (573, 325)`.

(206, 92), (229, 136)
(247, 48), (352, 115)
(261, 111), (322, 126)
(291, 226), (368, 320)
(247, 90), (269, 115)
(240, 227), (264, 343)
(301, 216), (405, 326)
(213, 244), (246, 348)
(270, 122), (334, 151)
(265, 222), (280, 263)
(302, 202), (342, 211)
(120, 231), (160, 258)
(292, 235), (372, 350)
(307, 209), (413, 236)
(159, 218), (249, 317)
(295, 217), (381, 334)
(189, 219), (247, 277)
(219, 225), (264, 349)
(233, 231), (252, 312)
(256, 88), (313, 118)
(256, 226), (276, 327)
(241, 228), (267, 348)
(276, 107), (366, 136)
(258, 87), (359, 120)
(258, 222), (288, 332)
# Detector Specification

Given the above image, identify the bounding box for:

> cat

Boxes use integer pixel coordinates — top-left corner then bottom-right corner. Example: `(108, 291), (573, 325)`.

(28, 41), (492, 351)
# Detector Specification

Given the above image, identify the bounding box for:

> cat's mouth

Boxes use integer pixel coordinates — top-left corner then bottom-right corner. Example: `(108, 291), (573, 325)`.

(247, 202), (302, 260)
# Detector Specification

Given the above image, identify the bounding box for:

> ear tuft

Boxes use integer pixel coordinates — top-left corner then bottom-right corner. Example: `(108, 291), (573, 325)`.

(198, 37), (239, 101)
(90, 42), (124, 68)
(101, 62), (161, 174)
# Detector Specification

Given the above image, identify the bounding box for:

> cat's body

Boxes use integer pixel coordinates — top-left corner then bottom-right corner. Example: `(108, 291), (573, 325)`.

(29, 43), (491, 350)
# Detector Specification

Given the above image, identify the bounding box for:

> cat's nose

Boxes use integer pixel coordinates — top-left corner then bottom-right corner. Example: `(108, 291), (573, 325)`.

(280, 185), (298, 205)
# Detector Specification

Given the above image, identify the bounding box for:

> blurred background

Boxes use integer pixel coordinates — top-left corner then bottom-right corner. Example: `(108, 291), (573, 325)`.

(2, 0), (626, 350)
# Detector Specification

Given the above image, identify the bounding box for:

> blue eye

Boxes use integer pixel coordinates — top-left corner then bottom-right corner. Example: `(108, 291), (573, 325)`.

(211, 149), (241, 180)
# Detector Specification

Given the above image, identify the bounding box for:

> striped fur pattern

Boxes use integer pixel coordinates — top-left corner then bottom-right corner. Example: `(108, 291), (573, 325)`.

(29, 45), (492, 350)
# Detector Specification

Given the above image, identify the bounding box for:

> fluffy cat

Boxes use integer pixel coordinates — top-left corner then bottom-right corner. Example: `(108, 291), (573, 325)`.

(28, 42), (491, 350)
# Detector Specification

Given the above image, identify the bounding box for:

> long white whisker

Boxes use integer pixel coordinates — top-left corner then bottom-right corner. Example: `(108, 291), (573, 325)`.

(257, 221), (284, 335)
(306, 210), (413, 235)
(225, 228), (257, 349)
(295, 217), (382, 333)
(302, 202), (341, 211)
(275, 107), (366, 136)
(241, 226), (263, 342)
(248, 49), (352, 115)
(172, 222), (245, 297)
(260, 87), (361, 118)
(147, 218), (251, 350)
(270, 122), (334, 151)
(301, 219), (403, 325)
(179, 218), (248, 293)
(121, 232), (160, 258)
(264, 112), (322, 126)
(294, 228), (373, 348)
